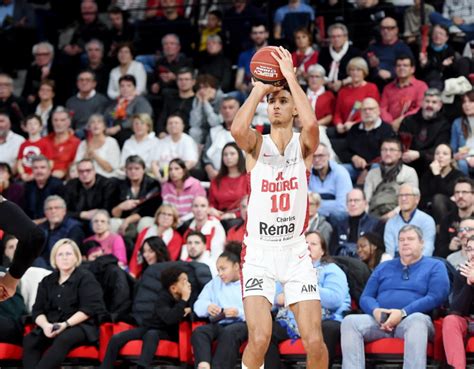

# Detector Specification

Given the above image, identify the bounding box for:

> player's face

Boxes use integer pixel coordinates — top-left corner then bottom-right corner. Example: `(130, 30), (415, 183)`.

(217, 256), (240, 284)
(267, 90), (296, 127)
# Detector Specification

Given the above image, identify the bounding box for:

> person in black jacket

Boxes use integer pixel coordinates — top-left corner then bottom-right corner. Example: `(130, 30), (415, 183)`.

(442, 236), (474, 369)
(100, 265), (192, 369)
(399, 88), (451, 177)
(111, 155), (162, 250)
(82, 244), (133, 322)
(63, 159), (117, 235)
(0, 266), (27, 343)
(23, 238), (105, 369)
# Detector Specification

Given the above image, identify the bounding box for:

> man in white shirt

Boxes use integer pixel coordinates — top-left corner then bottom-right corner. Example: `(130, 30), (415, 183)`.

(184, 230), (218, 277)
(0, 113), (25, 172)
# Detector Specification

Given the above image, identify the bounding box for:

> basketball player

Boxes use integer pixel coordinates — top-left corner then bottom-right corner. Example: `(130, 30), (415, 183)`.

(231, 47), (328, 369)
(0, 196), (45, 300)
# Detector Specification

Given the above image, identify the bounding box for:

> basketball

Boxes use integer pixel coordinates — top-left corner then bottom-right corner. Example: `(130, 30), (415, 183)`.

(250, 46), (286, 86)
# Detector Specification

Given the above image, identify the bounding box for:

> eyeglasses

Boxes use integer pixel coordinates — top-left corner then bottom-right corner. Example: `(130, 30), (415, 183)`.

(402, 266), (409, 280)
(78, 168), (93, 174)
(347, 198), (363, 203)
(458, 227), (474, 233)
(45, 205), (65, 211)
(308, 75), (323, 79)
(35, 52), (51, 57)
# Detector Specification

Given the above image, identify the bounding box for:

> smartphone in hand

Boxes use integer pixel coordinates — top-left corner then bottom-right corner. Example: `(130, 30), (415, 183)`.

(51, 323), (61, 332)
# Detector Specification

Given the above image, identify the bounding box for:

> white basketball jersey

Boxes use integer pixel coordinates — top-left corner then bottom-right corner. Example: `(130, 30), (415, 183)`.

(244, 132), (309, 246)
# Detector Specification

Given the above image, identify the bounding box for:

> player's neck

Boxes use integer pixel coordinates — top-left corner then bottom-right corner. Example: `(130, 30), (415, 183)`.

(270, 127), (293, 155)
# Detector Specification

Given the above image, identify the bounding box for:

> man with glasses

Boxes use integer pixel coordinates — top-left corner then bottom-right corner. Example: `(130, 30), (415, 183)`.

(63, 159), (117, 235)
(436, 177), (474, 258)
(365, 137), (419, 219)
(37, 195), (85, 269)
(366, 18), (413, 88)
(331, 188), (383, 255)
(447, 217), (474, 269)
(66, 70), (108, 137)
(341, 224), (450, 369)
(384, 183), (436, 256)
(309, 143), (352, 219)
(398, 88), (450, 177)
(22, 42), (57, 106)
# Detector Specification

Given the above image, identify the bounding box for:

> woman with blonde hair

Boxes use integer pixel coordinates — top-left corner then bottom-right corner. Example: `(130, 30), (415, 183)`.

(129, 204), (183, 278)
(120, 113), (159, 171)
(333, 57), (380, 133)
(74, 114), (121, 177)
(23, 238), (105, 369)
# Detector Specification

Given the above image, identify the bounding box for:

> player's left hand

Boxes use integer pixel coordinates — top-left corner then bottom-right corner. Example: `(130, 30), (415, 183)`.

(271, 46), (295, 80)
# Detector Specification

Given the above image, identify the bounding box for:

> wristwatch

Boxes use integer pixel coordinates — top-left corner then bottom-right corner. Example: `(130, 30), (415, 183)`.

(400, 309), (408, 319)
(65, 320), (71, 328)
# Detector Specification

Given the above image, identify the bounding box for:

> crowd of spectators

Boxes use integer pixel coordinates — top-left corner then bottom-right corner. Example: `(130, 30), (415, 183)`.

(0, 0), (474, 368)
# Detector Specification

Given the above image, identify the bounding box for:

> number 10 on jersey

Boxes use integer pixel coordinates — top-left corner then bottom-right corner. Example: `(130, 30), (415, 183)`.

(270, 193), (290, 212)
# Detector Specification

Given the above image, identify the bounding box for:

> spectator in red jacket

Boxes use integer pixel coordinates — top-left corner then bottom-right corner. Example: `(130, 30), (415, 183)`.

(291, 26), (318, 87)
(44, 107), (80, 180)
(334, 57), (380, 134)
(130, 204), (183, 278)
(209, 142), (248, 221)
(306, 64), (335, 128)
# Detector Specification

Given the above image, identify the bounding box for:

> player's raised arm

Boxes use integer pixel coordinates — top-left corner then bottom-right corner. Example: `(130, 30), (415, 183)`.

(272, 47), (319, 158)
(231, 82), (281, 154)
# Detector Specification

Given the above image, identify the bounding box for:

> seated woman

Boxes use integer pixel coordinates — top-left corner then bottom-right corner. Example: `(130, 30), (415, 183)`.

(83, 210), (128, 268)
(151, 114), (199, 183)
(333, 57), (380, 134)
(105, 75), (153, 147)
(191, 246), (246, 369)
(209, 142), (248, 224)
(74, 114), (121, 178)
(356, 232), (392, 271)
(162, 158), (206, 223)
(420, 143), (464, 224)
(135, 236), (171, 279)
(23, 238), (105, 369)
(291, 27), (319, 88)
(100, 265), (191, 369)
(306, 64), (335, 128)
(451, 90), (474, 176)
(129, 204), (183, 277)
(265, 231), (351, 368)
(307, 192), (333, 246)
(120, 113), (159, 172)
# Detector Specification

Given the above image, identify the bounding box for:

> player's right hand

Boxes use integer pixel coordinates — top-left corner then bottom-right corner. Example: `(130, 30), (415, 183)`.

(251, 78), (283, 95)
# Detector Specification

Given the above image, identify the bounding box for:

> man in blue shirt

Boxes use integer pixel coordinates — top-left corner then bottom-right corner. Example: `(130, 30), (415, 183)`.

(273, 0), (315, 41)
(341, 224), (449, 369)
(309, 143), (352, 219)
(384, 183), (436, 256)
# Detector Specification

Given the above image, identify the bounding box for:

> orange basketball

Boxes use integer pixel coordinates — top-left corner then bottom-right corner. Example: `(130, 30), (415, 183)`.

(250, 46), (286, 86)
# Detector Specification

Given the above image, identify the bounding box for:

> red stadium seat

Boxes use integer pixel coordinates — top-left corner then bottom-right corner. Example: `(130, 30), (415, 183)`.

(113, 320), (192, 365)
